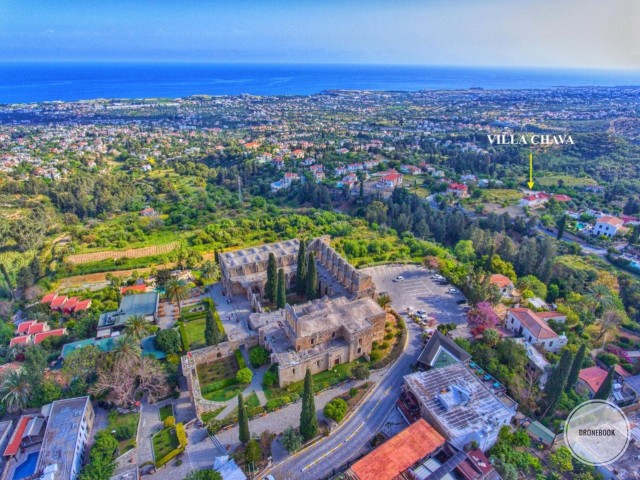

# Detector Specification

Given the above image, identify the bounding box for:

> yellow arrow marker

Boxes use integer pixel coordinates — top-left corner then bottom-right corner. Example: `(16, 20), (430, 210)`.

(527, 152), (535, 190)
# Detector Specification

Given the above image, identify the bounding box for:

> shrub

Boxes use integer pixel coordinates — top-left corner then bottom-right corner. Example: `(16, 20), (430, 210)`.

(369, 350), (382, 362)
(351, 364), (370, 380)
(282, 427), (303, 453)
(249, 346), (270, 367)
(114, 423), (136, 441)
(164, 416), (176, 428)
(236, 367), (253, 384)
(597, 352), (619, 367)
(244, 439), (263, 465)
(324, 398), (348, 423)
(262, 370), (278, 388)
(201, 377), (238, 394)
(349, 387), (358, 398)
(175, 423), (187, 447)
(234, 349), (247, 369)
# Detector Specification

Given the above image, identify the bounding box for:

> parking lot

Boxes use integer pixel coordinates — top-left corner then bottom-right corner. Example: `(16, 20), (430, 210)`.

(362, 264), (468, 325)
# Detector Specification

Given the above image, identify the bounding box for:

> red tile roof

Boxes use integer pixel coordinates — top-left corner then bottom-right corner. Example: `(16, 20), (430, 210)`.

(351, 419), (445, 480)
(508, 308), (558, 340)
(9, 336), (30, 347)
(490, 274), (512, 288)
(63, 297), (79, 312)
(579, 366), (609, 393)
(382, 173), (402, 182)
(120, 285), (147, 295)
(34, 329), (66, 345)
(73, 299), (92, 311)
(41, 293), (57, 304)
(49, 296), (68, 309)
(614, 365), (632, 378)
(597, 216), (624, 227)
(553, 194), (572, 202)
(4, 416), (32, 456)
(27, 323), (48, 335)
(448, 182), (468, 191)
(16, 321), (35, 335)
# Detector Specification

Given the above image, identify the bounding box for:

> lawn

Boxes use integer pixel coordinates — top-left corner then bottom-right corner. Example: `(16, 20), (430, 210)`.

(183, 317), (206, 349)
(197, 355), (244, 401)
(152, 427), (179, 462)
(108, 411), (140, 454)
(159, 405), (174, 421)
(223, 391), (262, 420)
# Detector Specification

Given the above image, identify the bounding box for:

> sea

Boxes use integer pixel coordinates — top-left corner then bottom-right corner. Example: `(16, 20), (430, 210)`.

(1, 63), (639, 104)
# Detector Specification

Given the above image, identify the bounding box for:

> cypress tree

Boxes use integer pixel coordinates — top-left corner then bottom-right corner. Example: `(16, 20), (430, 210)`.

(565, 343), (586, 393)
(265, 252), (277, 302)
(205, 312), (216, 346)
(594, 367), (614, 400)
(542, 349), (573, 418)
(238, 393), (250, 444)
(276, 268), (286, 309)
(299, 369), (318, 441)
(557, 215), (567, 240)
(296, 242), (307, 296)
(305, 254), (318, 300)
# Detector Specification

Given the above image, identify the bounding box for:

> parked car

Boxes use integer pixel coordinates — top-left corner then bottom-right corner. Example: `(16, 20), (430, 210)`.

(456, 299), (467, 305)
(448, 288), (459, 294)
(416, 309), (427, 316)
(393, 276), (405, 282)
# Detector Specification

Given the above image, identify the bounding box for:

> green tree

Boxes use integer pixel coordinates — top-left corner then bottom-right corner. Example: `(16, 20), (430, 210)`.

(557, 214), (567, 240)
(0, 370), (32, 412)
(594, 367), (614, 400)
(296, 241), (307, 296)
(299, 369), (318, 441)
(282, 427), (303, 452)
(200, 260), (221, 282)
(185, 470), (223, 480)
(245, 438), (262, 471)
(249, 346), (270, 367)
(305, 254), (318, 300)
(565, 343), (586, 393)
(276, 268), (286, 309)
(154, 329), (181, 354)
(205, 312), (217, 346)
(79, 453), (116, 480)
(454, 240), (476, 262)
(238, 393), (250, 444)
(0, 263), (14, 300)
(549, 446), (574, 473)
(542, 349), (573, 418)
(377, 294), (391, 309)
(124, 315), (153, 341)
(323, 398), (348, 423)
(166, 278), (188, 315)
(236, 367), (253, 385)
(351, 364), (370, 380)
(112, 334), (141, 360)
(265, 253), (277, 302)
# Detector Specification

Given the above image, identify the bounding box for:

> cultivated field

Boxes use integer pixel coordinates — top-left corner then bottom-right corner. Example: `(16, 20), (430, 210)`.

(65, 241), (179, 264)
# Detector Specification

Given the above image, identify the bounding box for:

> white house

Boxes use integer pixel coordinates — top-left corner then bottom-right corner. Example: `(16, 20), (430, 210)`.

(593, 216), (625, 238)
(506, 308), (567, 353)
(489, 274), (515, 298)
(376, 172), (403, 189)
(446, 183), (469, 199)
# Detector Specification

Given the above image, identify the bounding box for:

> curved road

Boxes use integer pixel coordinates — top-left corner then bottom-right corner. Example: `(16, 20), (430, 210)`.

(267, 320), (424, 480)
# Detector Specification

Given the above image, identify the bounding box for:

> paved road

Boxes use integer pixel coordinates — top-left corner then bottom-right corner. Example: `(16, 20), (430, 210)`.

(266, 319), (424, 480)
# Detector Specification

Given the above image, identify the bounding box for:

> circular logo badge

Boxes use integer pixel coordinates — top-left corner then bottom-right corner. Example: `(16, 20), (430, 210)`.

(564, 400), (631, 466)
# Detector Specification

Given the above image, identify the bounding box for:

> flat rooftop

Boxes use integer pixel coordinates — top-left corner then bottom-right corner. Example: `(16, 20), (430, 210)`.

(220, 239), (299, 269)
(514, 338), (550, 371)
(404, 363), (515, 442)
(290, 296), (384, 337)
(37, 396), (90, 480)
(98, 291), (158, 329)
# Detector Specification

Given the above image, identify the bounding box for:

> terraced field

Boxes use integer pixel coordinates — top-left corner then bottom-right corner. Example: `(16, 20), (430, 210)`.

(65, 241), (179, 264)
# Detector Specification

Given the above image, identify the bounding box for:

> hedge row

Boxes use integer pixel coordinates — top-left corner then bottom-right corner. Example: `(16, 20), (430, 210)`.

(201, 377), (238, 395)
(265, 393), (300, 412)
(178, 322), (189, 352)
(155, 423), (188, 468)
(235, 349), (246, 369)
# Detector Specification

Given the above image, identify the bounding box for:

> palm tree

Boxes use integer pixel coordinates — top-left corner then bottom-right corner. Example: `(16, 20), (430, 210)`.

(112, 335), (141, 360)
(200, 260), (220, 282)
(377, 294), (391, 310)
(597, 309), (623, 348)
(165, 277), (188, 315)
(124, 315), (153, 341)
(587, 284), (615, 317)
(0, 370), (32, 412)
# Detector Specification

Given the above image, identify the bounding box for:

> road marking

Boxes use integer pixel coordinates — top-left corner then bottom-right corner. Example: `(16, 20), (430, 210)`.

(345, 421), (365, 442)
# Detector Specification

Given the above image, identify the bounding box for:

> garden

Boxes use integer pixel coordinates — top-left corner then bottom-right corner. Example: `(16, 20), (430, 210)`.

(152, 419), (187, 467)
(178, 299), (225, 351)
(107, 410), (140, 454)
(197, 351), (244, 402)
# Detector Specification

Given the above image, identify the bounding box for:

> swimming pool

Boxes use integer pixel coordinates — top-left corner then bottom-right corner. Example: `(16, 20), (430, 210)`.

(12, 452), (38, 480)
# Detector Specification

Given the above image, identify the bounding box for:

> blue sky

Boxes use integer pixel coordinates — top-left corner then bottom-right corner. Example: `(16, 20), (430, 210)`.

(1, 0), (639, 68)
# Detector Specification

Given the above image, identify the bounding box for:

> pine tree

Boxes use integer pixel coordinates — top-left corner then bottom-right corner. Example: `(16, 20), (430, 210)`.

(565, 343), (586, 393)
(305, 254), (318, 300)
(276, 268), (286, 309)
(265, 253), (277, 302)
(594, 367), (614, 400)
(557, 215), (567, 240)
(299, 369), (318, 441)
(296, 242), (307, 296)
(238, 393), (250, 444)
(542, 349), (573, 418)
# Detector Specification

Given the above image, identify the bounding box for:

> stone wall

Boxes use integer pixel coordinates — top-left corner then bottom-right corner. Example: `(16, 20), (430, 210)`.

(277, 343), (351, 386)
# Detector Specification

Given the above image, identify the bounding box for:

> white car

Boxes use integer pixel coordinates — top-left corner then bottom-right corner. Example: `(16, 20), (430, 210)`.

(393, 276), (404, 282)
(448, 288), (459, 294)
(416, 309), (427, 316)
